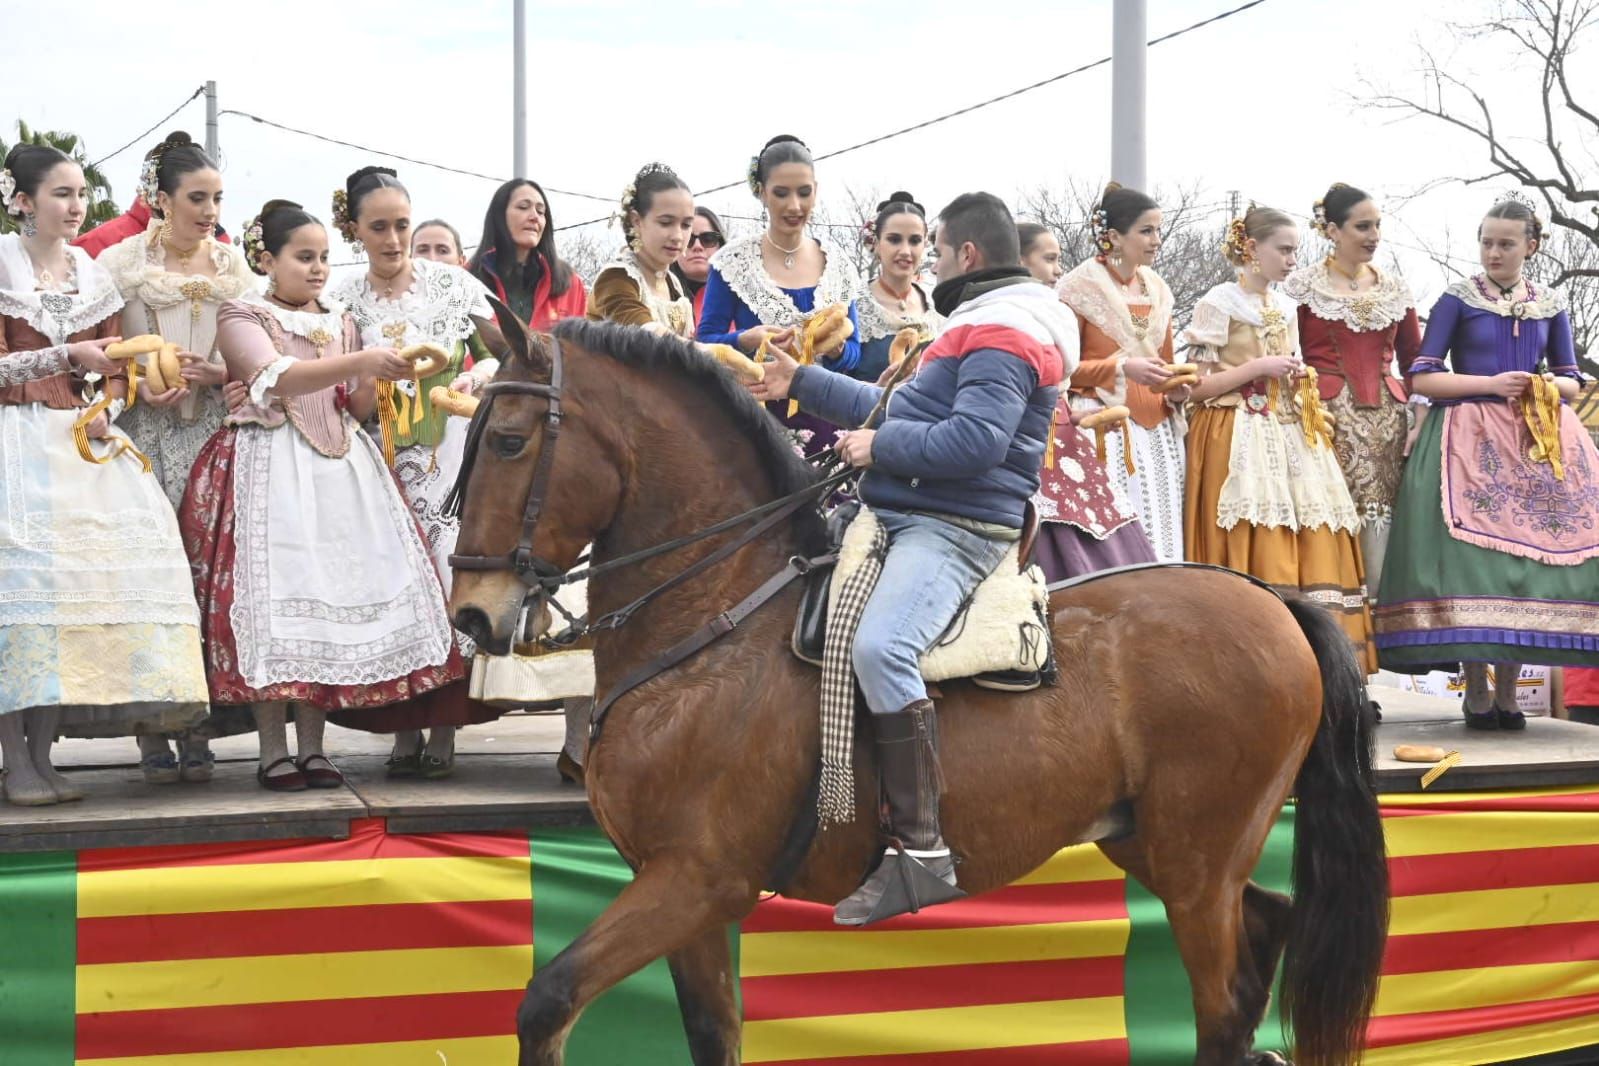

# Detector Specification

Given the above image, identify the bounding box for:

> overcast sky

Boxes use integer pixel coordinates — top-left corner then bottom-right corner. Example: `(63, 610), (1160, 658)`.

(6, 0), (1590, 304)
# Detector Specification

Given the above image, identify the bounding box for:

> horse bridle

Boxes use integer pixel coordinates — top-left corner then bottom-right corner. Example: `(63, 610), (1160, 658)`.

(445, 337), (569, 589)
(443, 334), (853, 645)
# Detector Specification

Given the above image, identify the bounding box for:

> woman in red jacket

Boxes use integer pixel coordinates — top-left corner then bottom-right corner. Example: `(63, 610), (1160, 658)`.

(466, 178), (586, 330)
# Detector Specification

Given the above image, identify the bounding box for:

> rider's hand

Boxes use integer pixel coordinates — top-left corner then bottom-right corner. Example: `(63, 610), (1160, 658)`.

(834, 428), (876, 469)
(748, 341), (800, 403)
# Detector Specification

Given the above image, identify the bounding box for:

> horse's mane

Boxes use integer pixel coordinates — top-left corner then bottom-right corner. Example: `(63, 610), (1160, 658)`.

(549, 319), (827, 553)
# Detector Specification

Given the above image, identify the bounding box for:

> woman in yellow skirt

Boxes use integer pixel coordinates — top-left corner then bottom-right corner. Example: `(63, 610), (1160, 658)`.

(1181, 206), (1376, 670)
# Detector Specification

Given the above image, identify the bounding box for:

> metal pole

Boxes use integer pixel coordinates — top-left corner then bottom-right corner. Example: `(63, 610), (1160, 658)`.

(513, 0), (527, 178)
(205, 81), (218, 161)
(1110, 0), (1147, 191)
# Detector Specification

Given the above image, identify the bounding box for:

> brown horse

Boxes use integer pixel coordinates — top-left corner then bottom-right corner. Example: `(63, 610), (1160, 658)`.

(449, 316), (1389, 1066)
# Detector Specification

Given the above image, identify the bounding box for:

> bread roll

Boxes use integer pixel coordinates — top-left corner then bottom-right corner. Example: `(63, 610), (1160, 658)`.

(400, 343), (451, 378)
(429, 385), (479, 418)
(105, 335), (164, 361)
(703, 344), (766, 384)
(1078, 405), (1131, 430)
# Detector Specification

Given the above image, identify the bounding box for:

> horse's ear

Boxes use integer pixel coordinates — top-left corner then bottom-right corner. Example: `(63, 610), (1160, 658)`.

(486, 294), (533, 366)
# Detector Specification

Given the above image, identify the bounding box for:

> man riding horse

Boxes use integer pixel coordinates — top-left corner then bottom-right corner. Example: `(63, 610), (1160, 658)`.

(753, 191), (1079, 925)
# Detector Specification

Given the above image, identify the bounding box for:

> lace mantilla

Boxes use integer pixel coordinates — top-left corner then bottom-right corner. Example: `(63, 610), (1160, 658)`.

(1283, 261), (1416, 333)
(0, 234), (122, 343)
(1446, 275), (1567, 320)
(709, 234), (859, 327)
(855, 280), (938, 343)
(1058, 258), (1174, 407)
(0, 345), (69, 387)
(240, 290), (349, 341)
(102, 223), (254, 310)
(331, 256), (492, 350)
(597, 251), (694, 338)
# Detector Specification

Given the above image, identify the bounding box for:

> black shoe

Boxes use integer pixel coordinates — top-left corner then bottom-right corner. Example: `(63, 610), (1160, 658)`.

(1496, 706), (1527, 731)
(1464, 708), (1499, 731)
(1368, 698), (1384, 724)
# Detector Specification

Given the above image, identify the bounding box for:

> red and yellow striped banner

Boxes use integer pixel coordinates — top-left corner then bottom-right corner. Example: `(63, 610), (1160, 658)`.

(2, 790), (1598, 1064)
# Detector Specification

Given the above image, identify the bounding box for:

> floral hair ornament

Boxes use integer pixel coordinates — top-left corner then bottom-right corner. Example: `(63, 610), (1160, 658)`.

(240, 215), (268, 275)
(137, 155), (162, 210)
(1223, 215), (1251, 263)
(1091, 205), (1113, 259)
(0, 169), (17, 217)
(860, 218), (877, 248)
(611, 181), (636, 232)
(746, 155), (762, 198)
(330, 188), (357, 243)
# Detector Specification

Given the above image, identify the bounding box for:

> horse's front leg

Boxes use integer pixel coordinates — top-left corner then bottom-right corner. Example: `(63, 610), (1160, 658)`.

(669, 924), (742, 1066)
(517, 859), (755, 1066)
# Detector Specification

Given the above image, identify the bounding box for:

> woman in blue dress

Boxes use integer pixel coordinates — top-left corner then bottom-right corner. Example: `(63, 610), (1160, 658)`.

(1376, 197), (1599, 730)
(696, 135), (860, 456)
(852, 192), (938, 383)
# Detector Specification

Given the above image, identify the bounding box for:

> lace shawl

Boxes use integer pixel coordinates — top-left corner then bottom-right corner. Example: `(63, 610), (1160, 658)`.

(0, 234), (122, 343)
(708, 234), (859, 327)
(1282, 260), (1416, 333)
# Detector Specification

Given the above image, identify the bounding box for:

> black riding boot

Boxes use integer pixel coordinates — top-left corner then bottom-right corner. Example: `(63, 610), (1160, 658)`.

(834, 699), (964, 926)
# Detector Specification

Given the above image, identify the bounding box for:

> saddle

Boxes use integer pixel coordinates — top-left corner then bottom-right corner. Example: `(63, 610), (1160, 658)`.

(792, 503), (1054, 692)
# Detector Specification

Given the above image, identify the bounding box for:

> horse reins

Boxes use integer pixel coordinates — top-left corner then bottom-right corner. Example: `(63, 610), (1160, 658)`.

(444, 336), (852, 646)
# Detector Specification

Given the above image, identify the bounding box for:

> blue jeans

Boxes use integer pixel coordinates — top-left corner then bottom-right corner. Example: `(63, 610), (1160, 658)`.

(852, 509), (1012, 715)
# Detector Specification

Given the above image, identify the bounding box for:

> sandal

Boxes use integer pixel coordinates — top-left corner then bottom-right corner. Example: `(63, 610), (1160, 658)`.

(296, 753), (344, 789)
(179, 742), (215, 784)
(419, 736), (456, 780)
(256, 756), (307, 792)
(385, 737), (424, 779)
(141, 750), (182, 785)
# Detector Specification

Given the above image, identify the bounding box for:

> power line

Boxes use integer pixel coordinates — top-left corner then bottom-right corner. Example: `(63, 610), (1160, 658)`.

(557, 0), (1272, 231)
(216, 109), (616, 204)
(90, 86), (205, 167)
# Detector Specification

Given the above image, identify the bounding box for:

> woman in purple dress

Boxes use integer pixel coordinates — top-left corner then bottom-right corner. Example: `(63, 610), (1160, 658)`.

(1376, 198), (1599, 730)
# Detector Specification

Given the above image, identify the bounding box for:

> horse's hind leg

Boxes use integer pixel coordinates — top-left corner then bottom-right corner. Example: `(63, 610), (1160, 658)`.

(1236, 882), (1293, 1064)
(517, 860), (752, 1066)
(668, 925), (742, 1066)
(1102, 810), (1292, 1066)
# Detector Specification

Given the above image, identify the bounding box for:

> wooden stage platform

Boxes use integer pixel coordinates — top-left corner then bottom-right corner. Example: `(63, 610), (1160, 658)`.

(4, 686), (1598, 853)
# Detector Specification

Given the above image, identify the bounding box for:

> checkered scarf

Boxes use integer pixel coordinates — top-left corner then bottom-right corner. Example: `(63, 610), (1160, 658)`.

(818, 516), (889, 826)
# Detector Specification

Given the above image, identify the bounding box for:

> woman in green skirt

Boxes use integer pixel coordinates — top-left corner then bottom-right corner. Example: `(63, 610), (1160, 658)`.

(1376, 197), (1599, 729)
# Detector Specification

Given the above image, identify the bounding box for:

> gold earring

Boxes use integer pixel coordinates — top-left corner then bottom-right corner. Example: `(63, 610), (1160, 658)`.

(158, 213), (173, 246)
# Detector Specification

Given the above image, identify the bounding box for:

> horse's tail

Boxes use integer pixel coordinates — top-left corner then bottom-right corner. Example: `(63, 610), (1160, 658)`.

(1280, 598), (1389, 1066)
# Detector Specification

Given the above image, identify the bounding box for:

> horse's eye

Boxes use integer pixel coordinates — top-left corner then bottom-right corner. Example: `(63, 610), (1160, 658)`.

(492, 432), (527, 458)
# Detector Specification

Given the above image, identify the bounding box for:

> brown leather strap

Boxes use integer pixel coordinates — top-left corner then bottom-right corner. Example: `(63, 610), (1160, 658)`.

(589, 552), (833, 745)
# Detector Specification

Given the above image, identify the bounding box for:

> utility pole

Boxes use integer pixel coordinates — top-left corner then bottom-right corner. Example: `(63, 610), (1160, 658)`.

(513, 0), (528, 179)
(1110, 0), (1147, 191)
(204, 81), (218, 162)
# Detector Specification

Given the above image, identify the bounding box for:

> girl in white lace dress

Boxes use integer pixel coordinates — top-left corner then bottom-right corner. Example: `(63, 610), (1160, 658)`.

(101, 133), (256, 783)
(0, 144), (209, 806)
(329, 167), (504, 779)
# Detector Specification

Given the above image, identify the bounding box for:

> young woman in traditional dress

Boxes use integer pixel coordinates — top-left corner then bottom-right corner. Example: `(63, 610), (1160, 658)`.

(696, 135), (861, 456)
(852, 192), (938, 383)
(467, 179), (587, 330)
(1018, 219), (1157, 580)
(1018, 222), (1065, 287)
(1182, 205), (1375, 670)
(101, 134), (256, 783)
(1284, 183), (1423, 604)
(1376, 198), (1599, 729)
(411, 218), (468, 267)
(1057, 184), (1188, 561)
(0, 144), (209, 805)
(182, 199), (463, 790)
(671, 206), (726, 329)
(329, 167), (504, 778)
(587, 163), (696, 338)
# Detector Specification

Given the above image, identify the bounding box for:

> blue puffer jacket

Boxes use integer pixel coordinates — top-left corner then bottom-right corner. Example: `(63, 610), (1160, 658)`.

(790, 269), (1079, 528)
